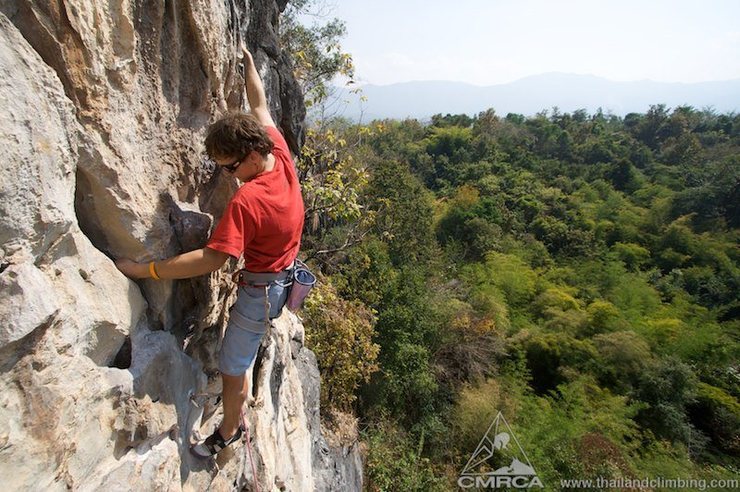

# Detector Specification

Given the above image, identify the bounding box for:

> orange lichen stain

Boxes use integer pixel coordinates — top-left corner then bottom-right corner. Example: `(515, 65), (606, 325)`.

(36, 138), (52, 154)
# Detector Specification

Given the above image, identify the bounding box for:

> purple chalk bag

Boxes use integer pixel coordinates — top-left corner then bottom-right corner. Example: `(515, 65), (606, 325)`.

(286, 259), (316, 312)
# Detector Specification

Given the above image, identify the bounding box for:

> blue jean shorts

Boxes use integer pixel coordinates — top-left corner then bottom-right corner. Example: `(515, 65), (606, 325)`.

(218, 279), (290, 376)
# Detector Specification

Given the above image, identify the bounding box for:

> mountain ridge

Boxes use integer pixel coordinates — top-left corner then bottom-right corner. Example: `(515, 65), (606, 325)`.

(333, 73), (740, 121)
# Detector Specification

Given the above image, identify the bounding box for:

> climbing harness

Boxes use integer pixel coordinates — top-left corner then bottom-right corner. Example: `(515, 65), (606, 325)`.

(236, 262), (295, 337)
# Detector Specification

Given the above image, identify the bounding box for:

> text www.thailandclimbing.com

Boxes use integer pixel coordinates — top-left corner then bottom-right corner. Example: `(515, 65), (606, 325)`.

(560, 476), (738, 490)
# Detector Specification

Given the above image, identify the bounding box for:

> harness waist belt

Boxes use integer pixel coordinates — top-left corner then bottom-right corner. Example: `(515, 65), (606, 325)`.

(239, 261), (294, 286)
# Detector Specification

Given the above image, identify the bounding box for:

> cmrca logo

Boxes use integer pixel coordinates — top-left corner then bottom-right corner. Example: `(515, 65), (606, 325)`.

(458, 411), (544, 489)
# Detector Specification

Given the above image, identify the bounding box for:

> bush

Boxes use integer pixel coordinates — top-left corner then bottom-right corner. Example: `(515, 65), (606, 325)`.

(583, 299), (624, 335)
(634, 357), (698, 445)
(379, 342), (439, 424)
(515, 331), (599, 394)
(593, 331), (652, 393)
(689, 383), (740, 458)
(303, 275), (380, 411)
(612, 242), (651, 270)
(449, 377), (526, 458)
(363, 416), (448, 492)
(337, 237), (398, 309)
(606, 270), (663, 323)
(432, 298), (505, 386)
(534, 287), (588, 333)
(509, 377), (641, 486)
(465, 252), (538, 310)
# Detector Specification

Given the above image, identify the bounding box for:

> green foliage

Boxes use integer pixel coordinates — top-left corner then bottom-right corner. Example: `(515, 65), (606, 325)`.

(461, 281), (511, 334)
(634, 439), (739, 484)
(691, 383), (740, 459)
(671, 155), (740, 228)
(683, 264), (739, 308)
(290, 102), (740, 484)
(436, 185), (504, 261)
(606, 269), (663, 323)
(519, 378), (644, 484)
(607, 158), (644, 193)
(634, 357), (698, 445)
(279, 0), (355, 107)
(303, 275), (379, 411)
(423, 125), (475, 188)
(611, 241), (651, 271)
(363, 417), (448, 492)
(535, 286), (581, 313)
(531, 215), (595, 256)
(299, 126), (373, 251)
(465, 252), (538, 310)
(379, 342), (439, 423)
(593, 331), (652, 392)
(336, 237), (397, 308)
(515, 331), (599, 394)
(534, 287), (589, 334)
(368, 158), (437, 266)
(450, 377), (527, 459)
(584, 299), (624, 335)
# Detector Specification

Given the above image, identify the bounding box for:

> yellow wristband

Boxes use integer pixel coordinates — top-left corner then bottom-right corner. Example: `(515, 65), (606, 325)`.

(149, 261), (161, 280)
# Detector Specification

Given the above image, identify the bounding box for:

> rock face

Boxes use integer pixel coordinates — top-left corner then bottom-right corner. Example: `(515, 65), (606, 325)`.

(0, 1), (361, 490)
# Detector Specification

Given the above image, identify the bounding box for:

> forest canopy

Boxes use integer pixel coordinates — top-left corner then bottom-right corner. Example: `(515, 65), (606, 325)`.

(297, 103), (739, 489)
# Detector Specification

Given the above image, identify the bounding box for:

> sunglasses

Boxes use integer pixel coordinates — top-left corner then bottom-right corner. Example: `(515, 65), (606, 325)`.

(221, 155), (246, 173)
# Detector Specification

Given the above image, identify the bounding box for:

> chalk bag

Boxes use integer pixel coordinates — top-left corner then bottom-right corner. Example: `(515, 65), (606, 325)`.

(285, 259), (316, 312)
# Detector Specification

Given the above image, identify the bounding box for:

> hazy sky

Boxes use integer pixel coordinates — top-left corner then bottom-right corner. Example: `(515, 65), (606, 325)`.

(317, 0), (740, 86)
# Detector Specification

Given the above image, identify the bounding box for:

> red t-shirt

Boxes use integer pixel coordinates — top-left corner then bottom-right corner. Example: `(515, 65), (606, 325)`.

(206, 126), (305, 272)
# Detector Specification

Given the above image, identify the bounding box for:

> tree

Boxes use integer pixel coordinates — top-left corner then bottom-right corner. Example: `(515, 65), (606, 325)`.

(367, 158), (437, 267)
(304, 275), (379, 411)
(635, 357), (699, 445)
(437, 185), (503, 261)
(279, 0), (355, 109)
(607, 158), (642, 193)
(593, 331), (652, 393)
(629, 104), (670, 150)
(611, 242), (651, 271)
(298, 122), (375, 266)
(423, 125), (475, 188)
(516, 332), (598, 394)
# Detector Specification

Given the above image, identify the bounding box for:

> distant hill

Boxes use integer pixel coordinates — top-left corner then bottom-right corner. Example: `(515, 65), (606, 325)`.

(329, 73), (740, 121)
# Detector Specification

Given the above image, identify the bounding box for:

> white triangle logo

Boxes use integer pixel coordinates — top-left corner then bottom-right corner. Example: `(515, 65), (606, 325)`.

(458, 411), (543, 488)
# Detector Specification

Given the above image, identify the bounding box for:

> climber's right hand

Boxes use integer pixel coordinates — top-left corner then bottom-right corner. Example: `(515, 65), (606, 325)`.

(114, 258), (149, 279)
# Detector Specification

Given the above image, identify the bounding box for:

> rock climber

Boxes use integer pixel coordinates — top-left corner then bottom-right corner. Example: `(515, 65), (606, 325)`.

(114, 46), (305, 457)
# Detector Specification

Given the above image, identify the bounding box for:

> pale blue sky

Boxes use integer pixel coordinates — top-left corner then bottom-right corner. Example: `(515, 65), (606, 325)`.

(317, 0), (740, 86)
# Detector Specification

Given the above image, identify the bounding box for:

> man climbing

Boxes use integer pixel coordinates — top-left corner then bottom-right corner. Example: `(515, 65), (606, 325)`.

(115, 46), (305, 458)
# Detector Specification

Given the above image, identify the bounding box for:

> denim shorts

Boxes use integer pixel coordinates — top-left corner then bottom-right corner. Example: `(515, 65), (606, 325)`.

(218, 279), (290, 376)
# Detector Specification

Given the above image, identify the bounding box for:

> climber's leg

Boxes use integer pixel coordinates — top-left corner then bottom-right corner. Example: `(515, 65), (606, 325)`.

(217, 321), (265, 425)
(219, 372), (248, 439)
(191, 281), (288, 458)
(191, 300), (265, 457)
(190, 372), (247, 457)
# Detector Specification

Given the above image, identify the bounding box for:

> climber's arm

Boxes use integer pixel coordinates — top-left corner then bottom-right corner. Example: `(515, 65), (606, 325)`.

(242, 46), (276, 128)
(115, 247), (229, 280)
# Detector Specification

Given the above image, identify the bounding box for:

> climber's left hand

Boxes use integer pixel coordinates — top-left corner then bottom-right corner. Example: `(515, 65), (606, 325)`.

(241, 44), (253, 66)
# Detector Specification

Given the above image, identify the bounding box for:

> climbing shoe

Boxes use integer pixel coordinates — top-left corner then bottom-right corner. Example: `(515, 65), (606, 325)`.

(190, 427), (243, 458)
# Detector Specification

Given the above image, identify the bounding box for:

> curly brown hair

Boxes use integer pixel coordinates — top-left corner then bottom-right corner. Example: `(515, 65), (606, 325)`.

(204, 111), (274, 158)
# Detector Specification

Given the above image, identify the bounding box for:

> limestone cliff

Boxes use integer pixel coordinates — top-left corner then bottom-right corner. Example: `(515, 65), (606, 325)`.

(0, 0), (361, 490)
